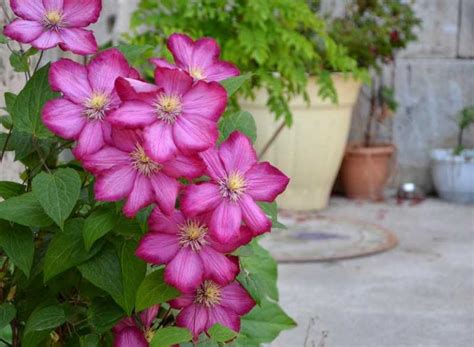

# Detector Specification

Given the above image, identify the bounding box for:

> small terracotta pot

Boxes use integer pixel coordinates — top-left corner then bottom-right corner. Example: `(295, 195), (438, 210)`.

(340, 144), (395, 200)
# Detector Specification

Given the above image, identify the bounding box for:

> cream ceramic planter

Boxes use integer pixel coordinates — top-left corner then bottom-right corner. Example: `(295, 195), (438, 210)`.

(241, 75), (361, 210)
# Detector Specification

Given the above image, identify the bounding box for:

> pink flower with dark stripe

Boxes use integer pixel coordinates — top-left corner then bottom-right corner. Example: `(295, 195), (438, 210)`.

(171, 280), (255, 339)
(150, 33), (240, 82)
(112, 305), (159, 347)
(42, 49), (139, 159)
(82, 129), (204, 217)
(109, 67), (227, 162)
(181, 132), (289, 243)
(3, 0), (101, 55)
(136, 208), (248, 292)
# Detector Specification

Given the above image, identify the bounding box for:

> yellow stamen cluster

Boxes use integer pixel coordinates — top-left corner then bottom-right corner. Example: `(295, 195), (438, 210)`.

(219, 171), (247, 201)
(156, 94), (182, 123)
(178, 219), (208, 252)
(130, 145), (162, 176)
(84, 93), (109, 121)
(189, 67), (205, 80)
(43, 10), (63, 29)
(195, 280), (222, 308)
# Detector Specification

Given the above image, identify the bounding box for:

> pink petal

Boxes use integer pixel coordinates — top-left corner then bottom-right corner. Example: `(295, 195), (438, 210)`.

(154, 67), (193, 96)
(113, 317), (135, 333)
(199, 148), (227, 181)
(111, 128), (143, 153)
(136, 232), (180, 264)
(176, 304), (208, 340)
(165, 248), (204, 292)
(238, 194), (271, 235)
(220, 282), (255, 315)
(149, 172), (179, 216)
(167, 33), (194, 70)
(113, 327), (147, 347)
(210, 226), (253, 254)
(181, 183), (222, 217)
(62, 0), (101, 27)
(3, 19), (43, 43)
(10, 0), (44, 21)
(87, 48), (132, 95)
(205, 62), (240, 82)
(206, 305), (240, 333)
(173, 114), (218, 155)
(94, 165), (136, 201)
(170, 293), (194, 309)
(190, 37), (221, 69)
(148, 208), (185, 235)
(59, 28), (98, 55)
(49, 59), (92, 104)
(246, 162), (290, 202)
(162, 154), (205, 180)
(30, 30), (61, 51)
(143, 122), (178, 163)
(123, 175), (155, 217)
(42, 0), (63, 11)
(209, 201), (242, 243)
(150, 58), (177, 70)
(115, 77), (160, 102)
(108, 101), (156, 128)
(72, 121), (106, 159)
(41, 98), (86, 139)
(140, 305), (160, 328)
(182, 80), (227, 121)
(219, 132), (257, 174)
(199, 247), (239, 285)
(82, 147), (130, 174)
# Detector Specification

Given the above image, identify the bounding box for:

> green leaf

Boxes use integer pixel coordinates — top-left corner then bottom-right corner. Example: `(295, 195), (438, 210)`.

(150, 327), (192, 347)
(11, 64), (57, 139)
(22, 330), (50, 347)
(0, 220), (34, 277)
(208, 323), (238, 342)
(258, 202), (286, 229)
(78, 243), (124, 309)
(43, 219), (102, 282)
(238, 299), (296, 344)
(117, 44), (154, 65)
(0, 303), (16, 330)
(0, 34), (7, 44)
(9, 51), (29, 73)
(135, 269), (180, 312)
(80, 334), (100, 347)
(4, 92), (17, 113)
(88, 297), (124, 334)
(0, 192), (53, 227)
(83, 208), (116, 251)
(220, 74), (252, 97)
(24, 304), (66, 336)
(237, 241), (278, 305)
(119, 240), (146, 315)
(219, 111), (257, 143)
(0, 181), (25, 199)
(32, 168), (82, 229)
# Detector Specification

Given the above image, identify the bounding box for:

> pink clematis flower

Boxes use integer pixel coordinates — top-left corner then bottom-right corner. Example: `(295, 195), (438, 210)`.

(112, 305), (160, 347)
(136, 208), (244, 292)
(181, 131), (289, 243)
(42, 48), (139, 159)
(109, 67), (227, 162)
(3, 0), (101, 55)
(82, 129), (204, 217)
(171, 279), (255, 339)
(150, 33), (240, 82)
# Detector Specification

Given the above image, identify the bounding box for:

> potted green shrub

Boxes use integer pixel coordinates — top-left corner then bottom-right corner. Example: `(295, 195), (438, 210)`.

(332, 0), (422, 200)
(431, 106), (474, 204)
(127, 0), (367, 211)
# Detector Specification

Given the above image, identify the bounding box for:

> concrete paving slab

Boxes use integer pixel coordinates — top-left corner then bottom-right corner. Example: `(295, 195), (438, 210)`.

(269, 198), (474, 347)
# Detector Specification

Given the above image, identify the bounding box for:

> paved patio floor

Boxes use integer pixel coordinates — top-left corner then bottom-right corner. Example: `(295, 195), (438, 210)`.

(269, 198), (474, 347)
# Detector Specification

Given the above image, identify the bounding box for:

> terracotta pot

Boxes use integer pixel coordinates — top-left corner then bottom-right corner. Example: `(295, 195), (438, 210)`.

(243, 75), (361, 210)
(340, 144), (395, 200)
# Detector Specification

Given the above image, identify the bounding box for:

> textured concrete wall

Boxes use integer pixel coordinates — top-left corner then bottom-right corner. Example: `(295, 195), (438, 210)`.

(323, 0), (474, 191)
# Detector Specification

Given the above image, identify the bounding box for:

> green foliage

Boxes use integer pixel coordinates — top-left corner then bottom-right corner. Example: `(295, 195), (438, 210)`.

(128, 0), (365, 125)
(219, 111), (257, 143)
(150, 327), (193, 347)
(0, 221), (34, 277)
(135, 268), (180, 311)
(83, 208), (116, 251)
(0, 192), (53, 227)
(208, 324), (238, 342)
(454, 105), (474, 155)
(0, 303), (16, 330)
(0, 181), (24, 200)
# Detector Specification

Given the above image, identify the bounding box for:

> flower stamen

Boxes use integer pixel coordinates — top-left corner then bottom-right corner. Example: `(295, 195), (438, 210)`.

(194, 280), (222, 308)
(43, 10), (63, 30)
(155, 94), (182, 124)
(218, 171), (247, 201)
(178, 219), (208, 252)
(84, 93), (110, 121)
(189, 67), (205, 80)
(131, 145), (162, 176)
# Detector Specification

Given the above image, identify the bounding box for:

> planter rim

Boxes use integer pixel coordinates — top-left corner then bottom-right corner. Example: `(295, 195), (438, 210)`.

(345, 144), (395, 156)
(430, 148), (474, 162)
